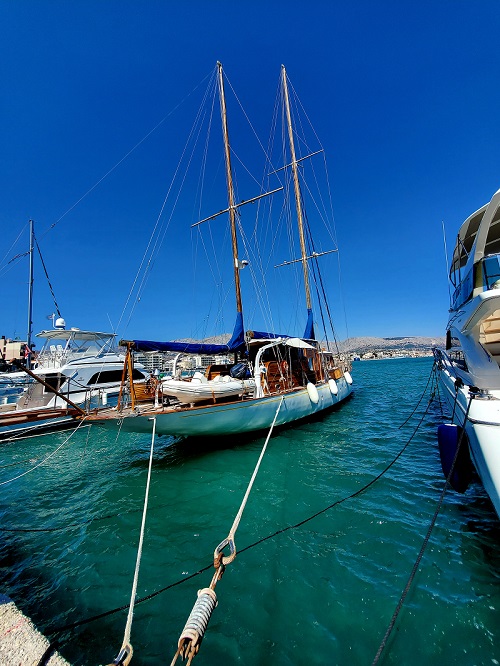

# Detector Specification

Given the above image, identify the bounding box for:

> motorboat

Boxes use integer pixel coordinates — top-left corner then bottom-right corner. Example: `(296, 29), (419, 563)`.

(29, 323), (149, 406)
(0, 322), (149, 439)
(434, 187), (500, 519)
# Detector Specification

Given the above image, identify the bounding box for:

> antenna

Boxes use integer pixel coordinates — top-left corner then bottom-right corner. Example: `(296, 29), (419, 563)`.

(442, 220), (452, 308)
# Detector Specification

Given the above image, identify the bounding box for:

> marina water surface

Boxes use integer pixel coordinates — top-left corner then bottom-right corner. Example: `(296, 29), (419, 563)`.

(1, 357), (499, 665)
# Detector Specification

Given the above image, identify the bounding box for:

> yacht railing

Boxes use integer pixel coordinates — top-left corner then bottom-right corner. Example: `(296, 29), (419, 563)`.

(432, 347), (461, 381)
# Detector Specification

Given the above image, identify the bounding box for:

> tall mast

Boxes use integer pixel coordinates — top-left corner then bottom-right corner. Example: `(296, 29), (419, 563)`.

(26, 218), (34, 368)
(281, 64), (312, 311)
(217, 61), (243, 315)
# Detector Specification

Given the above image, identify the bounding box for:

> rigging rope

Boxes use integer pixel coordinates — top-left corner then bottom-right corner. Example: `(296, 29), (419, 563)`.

(108, 417), (157, 666)
(36, 70), (213, 245)
(34, 236), (62, 318)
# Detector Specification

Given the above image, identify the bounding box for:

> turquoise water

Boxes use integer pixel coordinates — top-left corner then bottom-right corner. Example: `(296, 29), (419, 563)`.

(1, 357), (499, 665)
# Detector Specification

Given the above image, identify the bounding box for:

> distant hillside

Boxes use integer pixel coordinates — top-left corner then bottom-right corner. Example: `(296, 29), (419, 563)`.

(175, 334), (445, 354)
(339, 336), (445, 354)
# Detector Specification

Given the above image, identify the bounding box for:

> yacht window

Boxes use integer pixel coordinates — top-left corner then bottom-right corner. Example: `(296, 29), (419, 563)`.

(483, 256), (500, 289)
(452, 268), (473, 308)
(448, 327), (461, 351)
(87, 369), (145, 384)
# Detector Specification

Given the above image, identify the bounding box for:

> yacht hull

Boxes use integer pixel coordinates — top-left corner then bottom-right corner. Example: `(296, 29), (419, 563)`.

(435, 364), (500, 519)
(100, 378), (352, 437)
(0, 407), (80, 440)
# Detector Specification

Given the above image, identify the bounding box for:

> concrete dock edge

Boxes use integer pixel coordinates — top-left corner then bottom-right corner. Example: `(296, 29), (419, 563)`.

(0, 594), (70, 666)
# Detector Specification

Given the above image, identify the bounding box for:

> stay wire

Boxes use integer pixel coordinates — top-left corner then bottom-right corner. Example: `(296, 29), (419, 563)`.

(34, 236), (62, 318)
(43, 390), (434, 642)
(371, 392), (474, 666)
(36, 70), (213, 244)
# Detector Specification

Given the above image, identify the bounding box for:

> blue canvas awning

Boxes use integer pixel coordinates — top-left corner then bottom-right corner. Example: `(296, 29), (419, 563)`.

(246, 330), (291, 341)
(127, 312), (246, 354)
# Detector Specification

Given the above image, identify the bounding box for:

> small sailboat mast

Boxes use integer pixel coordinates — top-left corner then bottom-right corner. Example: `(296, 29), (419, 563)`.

(217, 61), (243, 316)
(26, 218), (34, 368)
(281, 64), (312, 312)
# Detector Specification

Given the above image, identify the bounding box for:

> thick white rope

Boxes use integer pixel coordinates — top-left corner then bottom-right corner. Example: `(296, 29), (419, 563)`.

(227, 397), (284, 540)
(169, 398), (285, 666)
(121, 417), (157, 649)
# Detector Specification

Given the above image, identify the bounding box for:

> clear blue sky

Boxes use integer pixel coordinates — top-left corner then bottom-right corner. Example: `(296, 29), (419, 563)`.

(1, 0), (500, 345)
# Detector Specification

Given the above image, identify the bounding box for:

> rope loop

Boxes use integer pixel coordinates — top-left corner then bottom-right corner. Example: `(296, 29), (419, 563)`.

(214, 534), (236, 567)
(109, 643), (133, 666)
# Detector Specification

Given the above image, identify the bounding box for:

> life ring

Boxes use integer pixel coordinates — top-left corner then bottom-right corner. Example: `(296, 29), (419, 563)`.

(282, 360), (289, 373)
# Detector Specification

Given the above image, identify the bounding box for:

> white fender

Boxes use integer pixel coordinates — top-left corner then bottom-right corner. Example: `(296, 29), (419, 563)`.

(343, 371), (353, 385)
(306, 382), (319, 404)
(328, 379), (338, 395)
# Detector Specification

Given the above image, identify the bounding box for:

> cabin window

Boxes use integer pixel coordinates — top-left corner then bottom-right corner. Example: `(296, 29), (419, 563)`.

(87, 369), (145, 385)
(450, 350), (468, 371)
(482, 255), (500, 290)
(450, 329), (461, 349)
(452, 268), (474, 308)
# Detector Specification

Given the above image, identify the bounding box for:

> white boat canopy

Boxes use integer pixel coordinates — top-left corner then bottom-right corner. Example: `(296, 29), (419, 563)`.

(248, 336), (314, 349)
(36, 329), (116, 341)
(283, 337), (315, 349)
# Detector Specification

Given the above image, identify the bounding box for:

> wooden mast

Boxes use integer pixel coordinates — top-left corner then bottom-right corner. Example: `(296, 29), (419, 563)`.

(217, 61), (243, 315)
(281, 64), (312, 312)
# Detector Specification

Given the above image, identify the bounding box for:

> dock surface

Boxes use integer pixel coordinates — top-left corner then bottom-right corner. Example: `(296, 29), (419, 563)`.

(0, 595), (69, 666)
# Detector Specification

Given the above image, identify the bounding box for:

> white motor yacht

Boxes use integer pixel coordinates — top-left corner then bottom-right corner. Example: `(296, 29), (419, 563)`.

(0, 320), (149, 438)
(434, 187), (500, 519)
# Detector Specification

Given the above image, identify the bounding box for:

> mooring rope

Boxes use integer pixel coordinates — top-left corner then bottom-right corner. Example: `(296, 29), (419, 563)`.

(108, 417), (157, 666)
(371, 389), (476, 665)
(42, 390), (435, 644)
(0, 418), (88, 487)
(398, 363), (437, 429)
(170, 397), (284, 665)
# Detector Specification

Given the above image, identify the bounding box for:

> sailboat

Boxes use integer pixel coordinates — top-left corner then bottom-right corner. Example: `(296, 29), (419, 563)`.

(434, 187), (500, 519)
(91, 63), (353, 437)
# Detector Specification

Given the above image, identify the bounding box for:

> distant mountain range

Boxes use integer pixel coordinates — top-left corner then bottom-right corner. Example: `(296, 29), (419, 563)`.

(339, 336), (445, 353)
(177, 334), (445, 354)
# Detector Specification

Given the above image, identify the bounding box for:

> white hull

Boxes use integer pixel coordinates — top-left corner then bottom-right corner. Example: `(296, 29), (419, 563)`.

(103, 377), (352, 437)
(436, 358), (500, 519)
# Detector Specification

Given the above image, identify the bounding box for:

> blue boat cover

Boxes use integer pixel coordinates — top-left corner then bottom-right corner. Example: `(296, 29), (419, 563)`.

(131, 312), (246, 354)
(303, 308), (315, 340)
(246, 330), (291, 340)
(129, 310), (316, 354)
